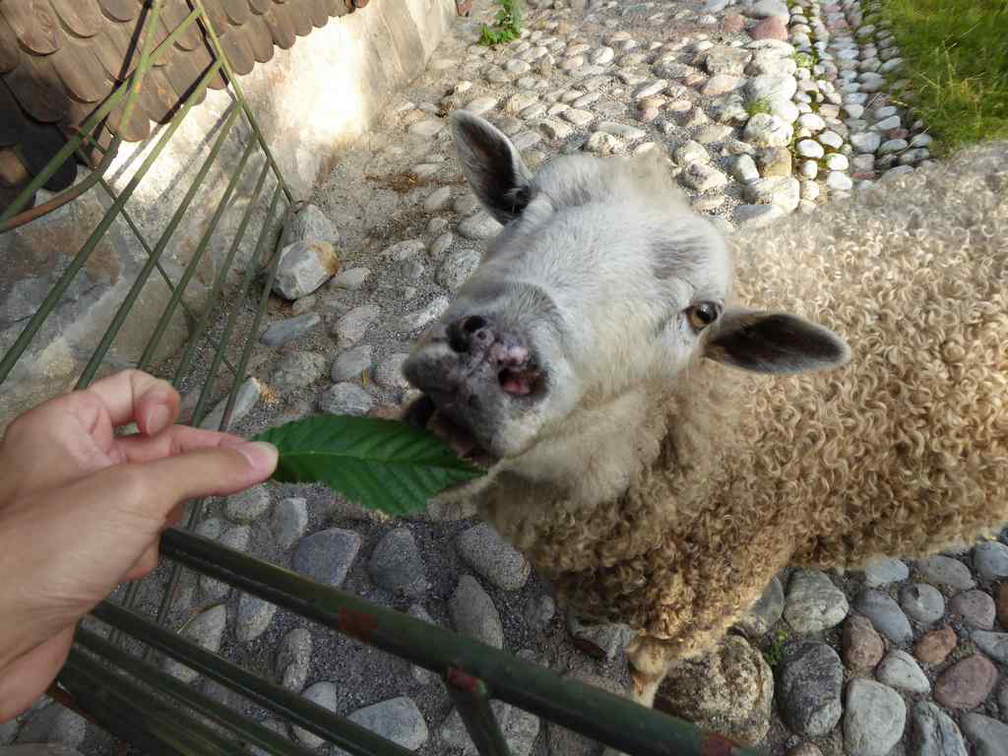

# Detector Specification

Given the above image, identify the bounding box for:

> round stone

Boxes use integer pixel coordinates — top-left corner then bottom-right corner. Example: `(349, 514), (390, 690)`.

(876, 649), (930, 693)
(346, 697), (428, 750)
(918, 555), (976, 590)
(855, 590), (912, 644)
(824, 153), (849, 171)
(864, 557), (909, 588)
(779, 641), (844, 737)
(783, 570), (850, 633)
(735, 576), (785, 637)
(331, 345), (373, 383)
(656, 635), (773, 746)
(973, 541), (1008, 580)
(949, 590), (996, 629)
(450, 575), (504, 648)
(743, 113), (794, 147)
(456, 522), (530, 591)
(842, 614), (885, 671)
(825, 171), (854, 191)
(292, 683), (338, 747)
(915, 625), (958, 665)
(935, 654), (999, 709)
(318, 383), (373, 416)
(912, 701), (968, 756)
(899, 583), (946, 625)
(224, 485), (271, 524)
(843, 679), (906, 756)
(972, 630), (1008, 664)
(368, 528), (430, 598)
(795, 139), (825, 159)
(292, 528), (361, 588)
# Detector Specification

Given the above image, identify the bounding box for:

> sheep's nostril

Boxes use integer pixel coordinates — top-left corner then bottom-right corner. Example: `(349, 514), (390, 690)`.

(463, 316), (487, 333)
(447, 315), (492, 354)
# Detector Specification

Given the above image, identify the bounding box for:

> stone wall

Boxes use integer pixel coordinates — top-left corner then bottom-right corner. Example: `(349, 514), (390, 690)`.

(0, 0), (457, 427)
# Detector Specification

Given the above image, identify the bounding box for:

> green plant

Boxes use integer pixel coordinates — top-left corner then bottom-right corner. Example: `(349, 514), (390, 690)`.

(792, 51), (815, 69)
(252, 415), (485, 515)
(877, 0), (1008, 153)
(479, 0), (522, 47)
(745, 98), (773, 116)
(762, 628), (789, 669)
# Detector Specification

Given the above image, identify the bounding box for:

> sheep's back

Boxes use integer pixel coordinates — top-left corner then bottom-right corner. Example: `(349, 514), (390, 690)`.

(726, 141), (1008, 567)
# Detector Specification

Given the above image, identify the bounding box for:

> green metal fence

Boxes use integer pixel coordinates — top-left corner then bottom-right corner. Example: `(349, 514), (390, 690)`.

(0, 2), (757, 755)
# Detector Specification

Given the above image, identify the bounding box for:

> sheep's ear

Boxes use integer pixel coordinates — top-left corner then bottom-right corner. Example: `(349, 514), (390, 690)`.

(703, 307), (851, 374)
(451, 110), (533, 224)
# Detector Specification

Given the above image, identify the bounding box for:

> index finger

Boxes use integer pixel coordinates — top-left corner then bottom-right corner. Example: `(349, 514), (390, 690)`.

(81, 370), (180, 435)
(113, 425), (250, 465)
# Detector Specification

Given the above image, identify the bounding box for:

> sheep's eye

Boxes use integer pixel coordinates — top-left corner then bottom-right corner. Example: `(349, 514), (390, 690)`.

(685, 302), (720, 331)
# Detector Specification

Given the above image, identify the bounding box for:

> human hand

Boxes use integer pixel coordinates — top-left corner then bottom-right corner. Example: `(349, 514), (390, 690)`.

(0, 370), (277, 722)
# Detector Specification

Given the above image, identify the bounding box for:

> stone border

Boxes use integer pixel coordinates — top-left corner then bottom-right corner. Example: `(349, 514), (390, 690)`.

(782, 0), (935, 202)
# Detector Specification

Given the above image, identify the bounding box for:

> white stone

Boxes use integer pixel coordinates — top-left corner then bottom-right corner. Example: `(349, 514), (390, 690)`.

(796, 139), (825, 159)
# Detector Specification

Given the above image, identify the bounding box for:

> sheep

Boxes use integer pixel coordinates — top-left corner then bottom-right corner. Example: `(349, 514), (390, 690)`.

(402, 111), (1008, 727)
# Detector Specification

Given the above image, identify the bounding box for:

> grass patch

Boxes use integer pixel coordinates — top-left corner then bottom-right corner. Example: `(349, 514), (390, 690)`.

(745, 98), (773, 116)
(878, 0), (1008, 154)
(762, 628), (790, 669)
(792, 51), (816, 69)
(479, 0), (522, 47)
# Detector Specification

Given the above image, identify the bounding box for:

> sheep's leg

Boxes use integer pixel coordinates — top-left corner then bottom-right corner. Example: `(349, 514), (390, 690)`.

(599, 635), (682, 756)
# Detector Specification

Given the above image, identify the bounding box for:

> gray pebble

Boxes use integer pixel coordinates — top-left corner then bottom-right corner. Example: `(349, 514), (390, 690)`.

(973, 541), (1008, 581)
(236, 594), (277, 642)
(368, 528), (430, 598)
(292, 682), (338, 747)
(271, 352), (326, 391)
(784, 570), (849, 633)
(917, 555), (975, 590)
(855, 590), (912, 644)
(899, 583), (945, 625)
(341, 697), (428, 752)
(14, 706), (87, 749)
(843, 679), (906, 756)
(330, 267), (372, 290)
(271, 497), (308, 552)
(276, 628), (313, 691)
(456, 522), (530, 591)
(458, 212), (502, 240)
(863, 557), (908, 588)
(449, 575), (504, 649)
(876, 649), (930, 693)
(273, 241), (339, 300)
(331, 345), (373, 383)
(779, 641), (844, 737)
(960, 713), (1008, 756)
(437, 247), (482, 290)
(260, 314), (321, 347)
(971, 630), (1008, 664)
(912, 701), (967, 756)
(566, 611), (635, 661)
(319, 383), (373, 416)
(165, 605), (227, 683)
(335, 304), (381, 345)
(292, 529), (361, 588)
(224, 485), (271, 524)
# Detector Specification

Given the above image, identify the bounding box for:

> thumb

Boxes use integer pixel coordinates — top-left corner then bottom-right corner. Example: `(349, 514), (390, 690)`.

(131, 441), (279, 510)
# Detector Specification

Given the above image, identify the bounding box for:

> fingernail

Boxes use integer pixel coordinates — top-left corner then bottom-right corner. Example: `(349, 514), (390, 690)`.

(237, 441), (279, 472)
(147, 405), (170, 433)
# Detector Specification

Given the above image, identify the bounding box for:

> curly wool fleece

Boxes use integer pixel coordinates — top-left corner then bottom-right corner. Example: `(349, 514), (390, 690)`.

(478, 140), (1008, 663)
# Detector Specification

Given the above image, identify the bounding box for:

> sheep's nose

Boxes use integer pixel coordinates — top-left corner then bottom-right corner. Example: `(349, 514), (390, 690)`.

(447, 315), (494, 354)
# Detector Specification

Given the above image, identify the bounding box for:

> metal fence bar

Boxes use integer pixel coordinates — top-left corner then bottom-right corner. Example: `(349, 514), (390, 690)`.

(151, 528), (755, 756)
(191, 0), (295, 205)
(141, 158), (271, 373)
(93, 176), (242, 381)
(140, 186), (287, 656)
(0, 61), (225, 386)
(445, 668), (512, 756)
(75, 97), (241, 389)
(134, 135), (259, 369)
(74, 629), (316, 756)
(88, 603), (417, 756)
(0, 0), (202, 223)
(60, 651), (244, 756)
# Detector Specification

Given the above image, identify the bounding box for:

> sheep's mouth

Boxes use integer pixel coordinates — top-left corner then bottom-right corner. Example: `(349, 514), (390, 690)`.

(402, 395), (499, 469)
(498, 364), (545, 397)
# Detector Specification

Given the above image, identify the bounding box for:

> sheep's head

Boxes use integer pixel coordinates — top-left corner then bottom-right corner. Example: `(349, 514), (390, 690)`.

(402, 112), (850, 462)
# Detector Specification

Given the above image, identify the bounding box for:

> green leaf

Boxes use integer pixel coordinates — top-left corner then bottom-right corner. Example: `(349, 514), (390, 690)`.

(251, 415), (485, 516)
